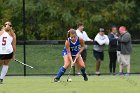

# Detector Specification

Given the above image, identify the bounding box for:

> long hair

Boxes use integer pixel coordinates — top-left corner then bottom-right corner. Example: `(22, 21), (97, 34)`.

(67, 30), (70, 38)
(2, 21), (15, 37)
(67, 29), (76, 38)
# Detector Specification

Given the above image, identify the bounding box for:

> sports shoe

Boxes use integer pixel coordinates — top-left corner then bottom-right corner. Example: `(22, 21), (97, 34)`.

(125, 73), (130, 76)
(0, 79), (3, 84)
(77, 72), (81, 76)
(110, 72), (116, 76)
(84, 75), (88, 81)
(113, 73), (116, 76)
(54, 78), (60, 82)
(118, 72), (124, 76)
(95, 72), (100, 76)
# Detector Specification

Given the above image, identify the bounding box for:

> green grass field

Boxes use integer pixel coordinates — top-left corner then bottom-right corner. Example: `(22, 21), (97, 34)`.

(0, 75), (140, 93)
(0, 44), (139, 93)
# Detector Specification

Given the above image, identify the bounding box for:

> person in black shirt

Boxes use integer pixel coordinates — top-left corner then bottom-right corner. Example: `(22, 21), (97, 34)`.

(108, 26), (118, 75)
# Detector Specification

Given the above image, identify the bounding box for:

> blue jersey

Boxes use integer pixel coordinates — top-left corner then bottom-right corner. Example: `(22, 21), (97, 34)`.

(62, 37), (80, 56)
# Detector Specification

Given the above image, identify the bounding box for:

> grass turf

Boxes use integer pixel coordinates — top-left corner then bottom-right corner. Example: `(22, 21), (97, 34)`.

(0, 75), (140, 93)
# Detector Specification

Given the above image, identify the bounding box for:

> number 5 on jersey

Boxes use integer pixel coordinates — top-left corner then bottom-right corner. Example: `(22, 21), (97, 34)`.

(2, 37), (7, 46)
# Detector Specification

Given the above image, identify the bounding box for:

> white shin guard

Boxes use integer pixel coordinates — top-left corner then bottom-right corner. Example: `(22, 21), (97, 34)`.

(0, 65), (9, 79)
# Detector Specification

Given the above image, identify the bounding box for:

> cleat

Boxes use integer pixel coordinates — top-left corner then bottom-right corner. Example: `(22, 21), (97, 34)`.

(0, 79), (3, 84)
(96, 73), (101, 76)
(84, 75), (88, 81)
(54, 78), (60, 82)
(77, 72), (81, 76)
(95, 72), (100, 76)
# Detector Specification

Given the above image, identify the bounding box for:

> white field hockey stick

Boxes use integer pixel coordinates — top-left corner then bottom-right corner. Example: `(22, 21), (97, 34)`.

(67, 58), (77, 82)
(14, 59), (34, 68)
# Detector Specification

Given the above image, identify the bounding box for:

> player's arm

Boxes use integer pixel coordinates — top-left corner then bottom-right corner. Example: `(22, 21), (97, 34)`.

(79, 38), (85, 54)
(11, 31), (16, 59)
(65, 40), (73, 63)
(76, 38), (85, 59)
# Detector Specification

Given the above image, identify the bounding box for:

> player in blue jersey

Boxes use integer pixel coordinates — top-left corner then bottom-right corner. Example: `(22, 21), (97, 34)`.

(54, 29), (88, 82)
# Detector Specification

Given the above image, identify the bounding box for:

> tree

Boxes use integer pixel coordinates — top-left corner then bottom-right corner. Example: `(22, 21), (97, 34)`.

(0, 0), (140, 40)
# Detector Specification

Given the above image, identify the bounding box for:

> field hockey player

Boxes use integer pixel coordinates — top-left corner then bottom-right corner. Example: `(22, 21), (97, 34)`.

(54, 29), (88, 82)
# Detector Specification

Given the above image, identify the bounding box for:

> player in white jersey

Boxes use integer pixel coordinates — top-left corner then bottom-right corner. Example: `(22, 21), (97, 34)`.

(0, 21), (16, 84)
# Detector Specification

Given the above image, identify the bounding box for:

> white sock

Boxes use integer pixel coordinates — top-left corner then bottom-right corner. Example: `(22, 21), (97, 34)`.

(0, 65), (9, 79)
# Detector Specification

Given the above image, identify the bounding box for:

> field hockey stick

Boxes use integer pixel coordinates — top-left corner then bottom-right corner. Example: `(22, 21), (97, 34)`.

(14, 59), (34, 68)
(67, 58), (77, 81)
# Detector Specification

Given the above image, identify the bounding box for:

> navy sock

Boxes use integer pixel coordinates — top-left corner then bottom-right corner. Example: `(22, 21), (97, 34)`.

(81, 68), (87, 77)
(56, 67), (66, 79)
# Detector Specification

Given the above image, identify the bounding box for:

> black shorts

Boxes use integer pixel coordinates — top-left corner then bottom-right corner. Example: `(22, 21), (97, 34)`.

(93, 50), (104, 61)
(81, 49), (87, 61)
(0, 52), (13, 60)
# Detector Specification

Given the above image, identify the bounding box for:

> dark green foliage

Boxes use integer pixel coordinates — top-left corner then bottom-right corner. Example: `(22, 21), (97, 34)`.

(0, 0), (140, 40)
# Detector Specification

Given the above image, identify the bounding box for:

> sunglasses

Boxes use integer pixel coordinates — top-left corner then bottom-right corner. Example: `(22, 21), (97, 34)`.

(5, 24), (12, 27)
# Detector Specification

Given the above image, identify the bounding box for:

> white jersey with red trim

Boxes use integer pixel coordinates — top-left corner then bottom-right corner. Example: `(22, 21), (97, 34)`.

(0, 31), (13, 54)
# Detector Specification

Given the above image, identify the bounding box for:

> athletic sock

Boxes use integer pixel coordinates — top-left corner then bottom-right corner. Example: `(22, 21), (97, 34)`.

(81, 68), (88, 81)
(0, 65), (9, 79)
(56, 67), (66, 79)
(80, 68), (87, 77)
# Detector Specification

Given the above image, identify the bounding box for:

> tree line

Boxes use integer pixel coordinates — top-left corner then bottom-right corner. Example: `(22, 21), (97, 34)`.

(0, 0), (140, 40)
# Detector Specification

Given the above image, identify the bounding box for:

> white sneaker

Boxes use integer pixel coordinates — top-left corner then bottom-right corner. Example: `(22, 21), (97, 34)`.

(77, 72), (81, 76)
(95, 72), (100, 76)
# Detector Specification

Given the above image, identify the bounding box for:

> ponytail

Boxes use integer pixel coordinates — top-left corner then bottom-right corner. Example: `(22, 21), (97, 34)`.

(67, 28), (76, 39)
(67, 30), (70, 38)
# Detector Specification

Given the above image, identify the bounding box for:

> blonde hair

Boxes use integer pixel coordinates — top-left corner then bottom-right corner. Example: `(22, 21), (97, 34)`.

(3, 21), (14, 31)
(67, 28), (76, 38)
(2, 21), (15, 37)
(69, 29), (76, 35)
